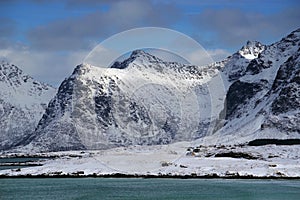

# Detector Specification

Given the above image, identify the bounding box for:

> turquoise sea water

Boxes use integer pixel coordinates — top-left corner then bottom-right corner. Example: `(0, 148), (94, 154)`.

(0, 178), (299, 200)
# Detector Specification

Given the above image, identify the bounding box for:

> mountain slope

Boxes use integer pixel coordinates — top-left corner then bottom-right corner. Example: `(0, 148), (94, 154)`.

(26, 50), (228, 151)
(0, 61), (56, 150)
(205, 28), (300, 144)
(22, 28), (300, 151)
(262, 50), (300, 134)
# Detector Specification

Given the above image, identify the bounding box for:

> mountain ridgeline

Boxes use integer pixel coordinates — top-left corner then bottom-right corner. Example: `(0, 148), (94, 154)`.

(1, 29), (300, 152)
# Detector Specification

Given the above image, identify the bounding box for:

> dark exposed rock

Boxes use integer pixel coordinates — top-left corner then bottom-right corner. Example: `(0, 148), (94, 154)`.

(248, 139), (300, 146)
(225, 80), (263, 119)
(271, 54), (300, 115)
(245, 59), (269, 75)
(214, 151), (260, 160)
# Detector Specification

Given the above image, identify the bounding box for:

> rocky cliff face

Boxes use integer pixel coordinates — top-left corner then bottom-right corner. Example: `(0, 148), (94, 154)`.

(263, 51), (300, 134)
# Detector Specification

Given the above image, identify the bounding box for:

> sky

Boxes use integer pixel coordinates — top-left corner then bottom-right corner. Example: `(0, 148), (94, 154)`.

(0, 0), (299, 86)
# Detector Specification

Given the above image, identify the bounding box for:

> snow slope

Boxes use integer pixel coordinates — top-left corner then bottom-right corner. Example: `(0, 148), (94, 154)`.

(26, 50), (225, 151)
(1, 142), (299, 178)
(18, 28), (300, 152)
(2, 29), (299, 152)
(211, 28), (300, 144)
(0, 61), (56, 150)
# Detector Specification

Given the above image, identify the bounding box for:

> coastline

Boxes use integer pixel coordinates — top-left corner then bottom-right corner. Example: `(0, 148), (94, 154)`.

(1, 143), (300, 179)
(1, 173), (300, 179)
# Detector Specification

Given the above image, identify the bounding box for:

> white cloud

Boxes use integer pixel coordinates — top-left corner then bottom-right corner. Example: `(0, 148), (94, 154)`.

(184, 48), (230, 66)
(0, 46), (88, 87)
(207, 49), (231, 62)
(27, 0), (181, 51)
(192, 7), (300, 47)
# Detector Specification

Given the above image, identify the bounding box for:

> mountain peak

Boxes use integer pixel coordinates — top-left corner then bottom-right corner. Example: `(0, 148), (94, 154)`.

(129, 49), (164, 63)
(111, 49), (163, 69)
(238, 41), (265, 60)
(0, 61), (36, 88)
(72, 63), (94, 76)
(130, 49), (148, 57)
(0, 61), (23, 75)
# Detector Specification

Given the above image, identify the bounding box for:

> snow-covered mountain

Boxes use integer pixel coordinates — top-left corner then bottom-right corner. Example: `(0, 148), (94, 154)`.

(0, 62), (56, 150)
(4, 28), (299, 152)
(203, 28), (300, 144)
(26, 50), (226, 151)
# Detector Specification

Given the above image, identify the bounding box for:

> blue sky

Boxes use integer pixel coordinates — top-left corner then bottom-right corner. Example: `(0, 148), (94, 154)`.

(0, 0), (299, 86)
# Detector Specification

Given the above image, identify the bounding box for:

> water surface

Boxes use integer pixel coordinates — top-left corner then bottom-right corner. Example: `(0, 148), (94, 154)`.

(0, 178), (299, 200)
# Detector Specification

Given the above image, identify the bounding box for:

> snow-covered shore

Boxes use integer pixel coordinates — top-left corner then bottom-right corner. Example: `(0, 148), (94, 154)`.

(1, 142), (299, 178)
